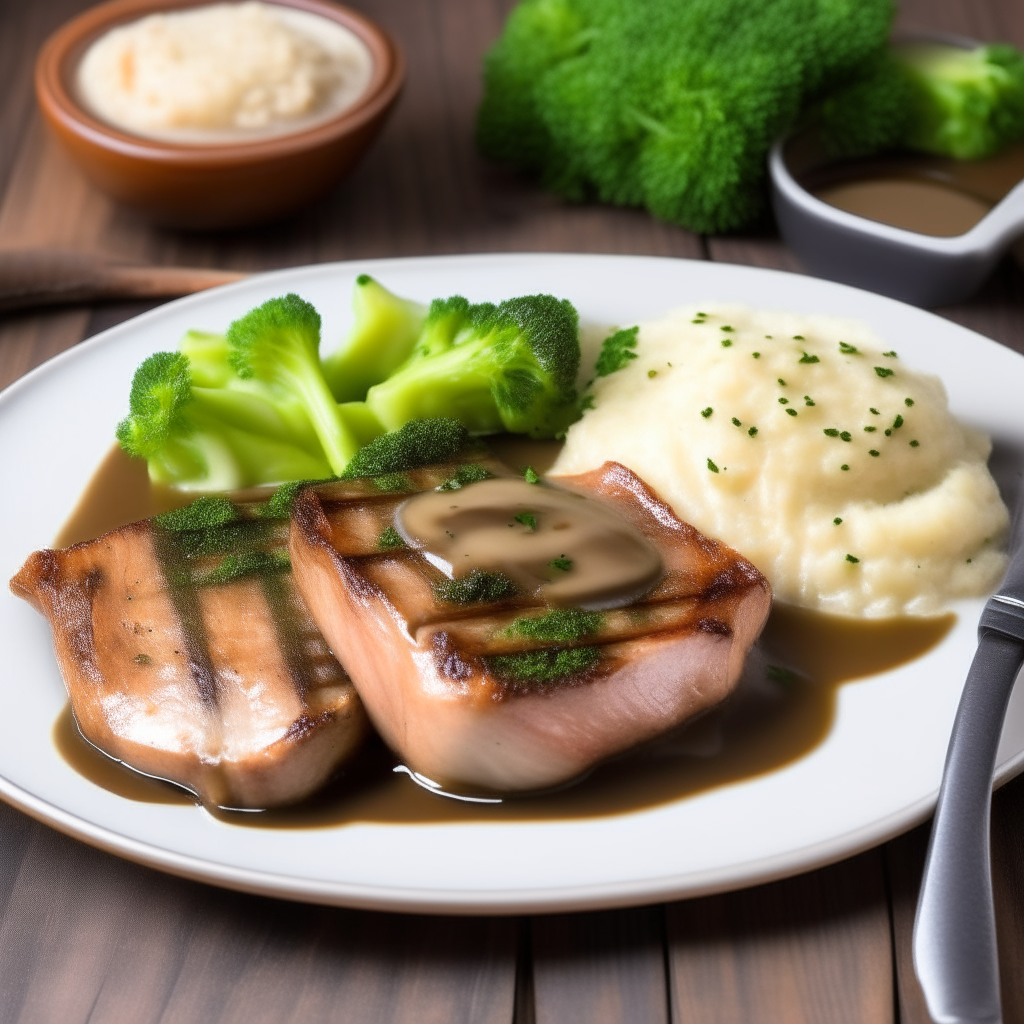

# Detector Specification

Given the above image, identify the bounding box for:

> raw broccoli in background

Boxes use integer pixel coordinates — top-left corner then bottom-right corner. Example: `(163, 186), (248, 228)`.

(818, 42), (1024, 160)
(476, 0), (896, 233)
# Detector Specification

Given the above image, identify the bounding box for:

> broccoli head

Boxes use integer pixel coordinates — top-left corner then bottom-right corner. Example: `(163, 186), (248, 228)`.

(366, 292), (581, 438)
(322, 275), (428, 403)
(226, 293), (362, 476)
(818, 41), (1024, 160)
(340, 417), (471, 478)
(116, 351), (333, 490)
(477, 0), (895, 233)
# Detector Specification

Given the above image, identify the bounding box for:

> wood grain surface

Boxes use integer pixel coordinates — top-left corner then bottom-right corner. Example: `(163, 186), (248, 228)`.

(1, 1), (1023, 1022)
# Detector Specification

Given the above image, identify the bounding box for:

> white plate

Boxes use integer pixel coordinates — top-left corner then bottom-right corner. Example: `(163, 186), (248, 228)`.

(2, 253), (1024, 914)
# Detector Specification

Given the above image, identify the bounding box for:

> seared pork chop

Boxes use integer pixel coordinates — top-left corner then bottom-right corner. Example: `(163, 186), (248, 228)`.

(11, 495), (367, 809)
(289, 459), (771, 794)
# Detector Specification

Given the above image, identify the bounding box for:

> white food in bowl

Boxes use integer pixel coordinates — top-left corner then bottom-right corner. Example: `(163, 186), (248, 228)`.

(554, 304), (1008, 617)
(76, 1), (374, 143)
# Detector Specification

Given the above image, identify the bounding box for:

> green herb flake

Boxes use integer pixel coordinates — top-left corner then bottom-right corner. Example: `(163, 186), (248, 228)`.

(434, 569), (518, 605)
(884, 429), (892, 436)
(504, 608), (603, 643)
(840, 431), (852, 442)
(792, 335), (805, 340)
(883, 350), (898, 358)
(839, 342), (858, 354)
(823, 428), (840, 437)
(748, 426), (758, 437)
(778, 397), (789, 405)
(721, 325), (735, 333)
(798, 351), (819, 364)
(438, 464), (494, 491)
(905, 398), (915, 407)
(786, 408), (798, 417)
(514, 511), (538, 531)
(833, 517), (843, 525)
(376, 526), (407, 551)
(691, 318), (705, 324)
(720, 339), (732, 348)
(804, 396), (815, 406)
(777, 378), (787, 386)
(752, 352), (761, 358)
(864, 426), (876, 432)
(707, 458), (720, 473)
(874, 366), (895, 378)
(523, 466), (540, 484)
(732, 417), (742, 427)
(549, 556), (574, 573)
(701, 407), (713, 419)
(910, 440), (920, 447)
(485, 646), (601, 685)
(648, 368), (659, 378)
(869, 449), (880, 457)
(893, 414), (904, 429)
(594, 326), (639, 377)
(846, 553), (860, 563)
(156, 496), (238, 532)
(841, 464), (850, 471)
(870, 407), (880, 415)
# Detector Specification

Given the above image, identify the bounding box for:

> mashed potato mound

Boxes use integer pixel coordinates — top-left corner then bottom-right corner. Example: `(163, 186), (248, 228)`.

(553, 305), (1008, 617)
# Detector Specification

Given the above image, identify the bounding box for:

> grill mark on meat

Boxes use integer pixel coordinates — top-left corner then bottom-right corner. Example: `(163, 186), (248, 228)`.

(696, 617), (732, 637)
(431, 631), (474, 682)
(151, 527), (219, 710)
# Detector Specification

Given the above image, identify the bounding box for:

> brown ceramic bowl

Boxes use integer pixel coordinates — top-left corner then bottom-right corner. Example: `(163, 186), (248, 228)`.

(35, 0), (404, 229)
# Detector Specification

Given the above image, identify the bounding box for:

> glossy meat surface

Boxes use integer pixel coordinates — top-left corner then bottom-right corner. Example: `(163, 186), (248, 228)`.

(290, 459), (772, 794)
(11, 508), (367, 809)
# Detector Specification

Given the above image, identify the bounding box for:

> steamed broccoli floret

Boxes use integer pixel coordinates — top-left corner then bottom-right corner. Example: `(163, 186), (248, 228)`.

(366, 293), (581, 439)
(226, 294), (362, 476)
(477, 0), (895, 233)
(340, 418), (471, 478)
(116, 351), (334, 490)
(819, 42), (1024, 160)
(322, 275), (428, 402)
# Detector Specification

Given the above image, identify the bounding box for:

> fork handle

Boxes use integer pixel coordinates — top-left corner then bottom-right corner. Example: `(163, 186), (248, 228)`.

(913, 628), (1023, 1024)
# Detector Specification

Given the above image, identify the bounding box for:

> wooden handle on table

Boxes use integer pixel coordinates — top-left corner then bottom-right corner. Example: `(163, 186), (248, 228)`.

(0, 249), (246, 313)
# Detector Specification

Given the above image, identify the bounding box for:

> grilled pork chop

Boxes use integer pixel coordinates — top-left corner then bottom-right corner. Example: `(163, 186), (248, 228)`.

(289, 459), (772, 794)
(11, 496), (367, 809)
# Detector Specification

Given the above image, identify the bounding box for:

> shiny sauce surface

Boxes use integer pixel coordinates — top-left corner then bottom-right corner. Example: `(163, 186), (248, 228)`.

(397, 476), (663, 608)
(51, 439), (956, 825)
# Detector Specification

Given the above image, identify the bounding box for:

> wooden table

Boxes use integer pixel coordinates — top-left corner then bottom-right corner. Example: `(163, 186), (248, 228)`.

(2, 1), (1023, 1021)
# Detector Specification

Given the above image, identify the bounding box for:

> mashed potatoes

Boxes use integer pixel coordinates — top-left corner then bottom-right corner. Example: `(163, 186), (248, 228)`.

(553, 305), (1008, 617)
(77, 2), (373, 142)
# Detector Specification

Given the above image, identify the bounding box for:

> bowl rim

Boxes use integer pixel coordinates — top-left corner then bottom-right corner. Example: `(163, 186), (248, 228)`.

(34, 0), (405, 167)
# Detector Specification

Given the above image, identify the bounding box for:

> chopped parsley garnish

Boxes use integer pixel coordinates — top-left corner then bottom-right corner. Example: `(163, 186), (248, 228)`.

(823, 428), (839, 437)
(778, 397), (789, 405)
(870, 407), (880, 415)
(721, 325), (734, 332)
(841, 464), (850, 471)
(864, 426), (877, 432)
(701, 407), (713, 418)
(910, 440), (920, 447)
(748, 426), (758, 437)
(514, 512), (538, 531)
(732, 417), (742, 426)
(884, 429), (892, 436)
(792, 335), (805, 340)
(504, 608), (603, 643)
(434, 569), (518, 605)
(840, 431), (852, 442)
(594, 326), (639, 376)
(721, 339), (732, 348)
(777, 378), (787, 386)
(833, 517), (843, 525)
(648, 368), (659, 377)
(549, 556), (573, 572)
(692, 318), (705, 324)
(752, 352), (761, 358)
(846, 553), (860, 563)
(786, 408), (798, 417)
(893, 414), (904, 429)
(869, 449), (880, 457)
(194, 550), (290, 588)
(905, 398), (914, 407)
(523, 466), (540, 484)
(803, 396), (815, 406)
(438, 464), (494, 491)
(874, 366), (895, 378)
(485, 646), (601, 685)
(839, 342), (858, 354)
(883, 350), (898, 357)
(376, 526), (407, 551)
(798, 351), (819, 364)
(707, 458), (720, 473)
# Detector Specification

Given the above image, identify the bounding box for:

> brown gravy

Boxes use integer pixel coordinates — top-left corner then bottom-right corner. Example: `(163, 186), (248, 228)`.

(50, 439), (955, 825)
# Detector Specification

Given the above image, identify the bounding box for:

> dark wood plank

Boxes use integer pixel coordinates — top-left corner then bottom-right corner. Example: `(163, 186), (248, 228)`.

(666, 851), (894, 1024)
(530, 908), (669, 1024)
(0, 801), (516, 1024)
